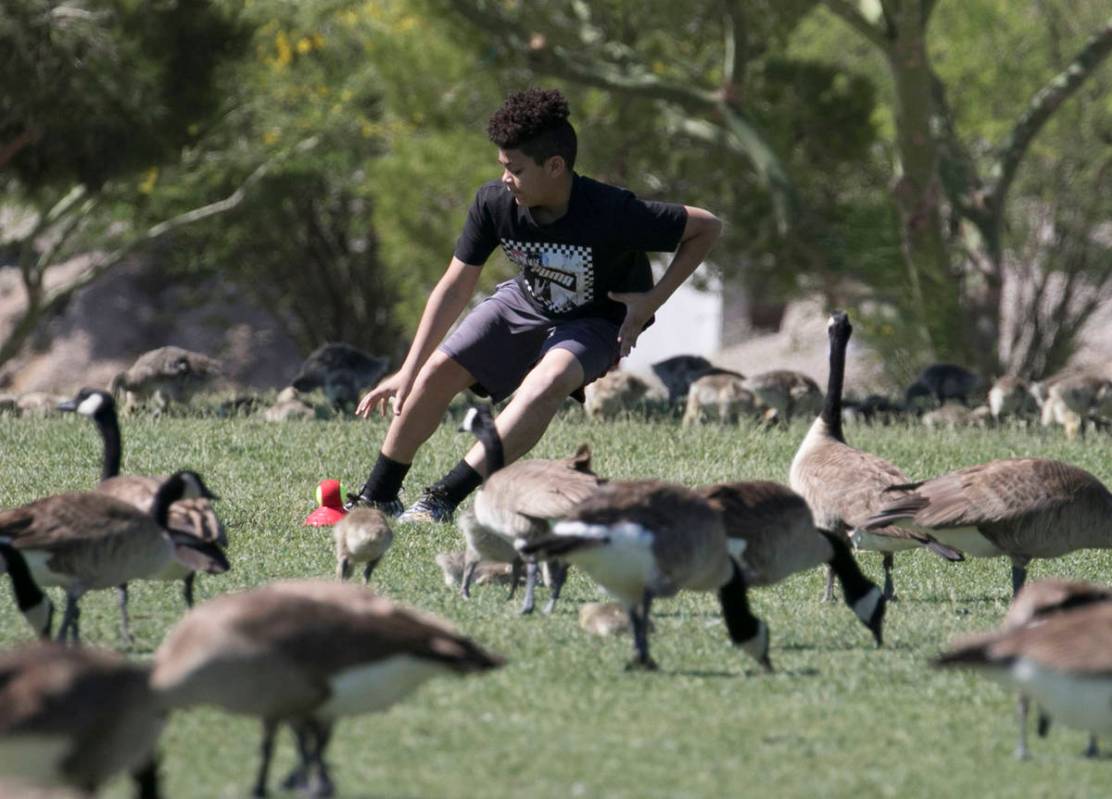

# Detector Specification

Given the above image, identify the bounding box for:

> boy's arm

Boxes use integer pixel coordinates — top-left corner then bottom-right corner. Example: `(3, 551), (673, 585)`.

(356, 257), (482, 417)
(609, 206), (722, 358)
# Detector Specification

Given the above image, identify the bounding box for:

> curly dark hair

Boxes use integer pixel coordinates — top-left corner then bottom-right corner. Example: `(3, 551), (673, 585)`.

(487, 88), (577, 169)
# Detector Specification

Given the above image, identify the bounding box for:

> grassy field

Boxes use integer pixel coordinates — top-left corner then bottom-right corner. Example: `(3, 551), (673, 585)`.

(2, 407), (1111, 798)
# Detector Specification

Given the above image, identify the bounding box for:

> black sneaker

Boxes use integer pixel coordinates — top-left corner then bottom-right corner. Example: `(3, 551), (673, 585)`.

(398, 487), (458, 524)
(343, 492), (404, 518)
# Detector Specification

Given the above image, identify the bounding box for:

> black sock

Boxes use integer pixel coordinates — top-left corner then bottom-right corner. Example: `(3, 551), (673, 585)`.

(431, 460), (484, 506)
(360, 453), (410, 502)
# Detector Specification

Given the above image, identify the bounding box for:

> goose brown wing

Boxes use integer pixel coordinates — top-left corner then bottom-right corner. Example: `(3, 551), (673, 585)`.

(978, 603), (1112, 675)
(796, 441), (911, 527)
(909, 459), (1110, 528)
(155, 581), (503, 688)
(98, 476), (226, 545)
(0, 493), (151, 549)
(0, 644), (151, 736)
(478, 459), (603, 539)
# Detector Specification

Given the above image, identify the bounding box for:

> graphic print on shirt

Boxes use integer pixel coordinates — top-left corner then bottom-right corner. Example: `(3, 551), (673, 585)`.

(501, 239), (594, 315)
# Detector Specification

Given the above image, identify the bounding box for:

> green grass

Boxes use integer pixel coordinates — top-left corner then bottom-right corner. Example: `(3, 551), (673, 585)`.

(2, 410), (1111, 798)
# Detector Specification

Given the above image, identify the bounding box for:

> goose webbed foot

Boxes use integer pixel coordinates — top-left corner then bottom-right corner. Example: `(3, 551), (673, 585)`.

(624, 656), (659, 672)
(881, 554), (898, 601)
(542, 562), (569, 615)
(821, 565), (835, 603)
(117, 583), (135, 649)
(519, 561), (538, 615)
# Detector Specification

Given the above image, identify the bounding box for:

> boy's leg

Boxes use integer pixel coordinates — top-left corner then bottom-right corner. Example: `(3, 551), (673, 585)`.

(462, 348), (584, 473)
(399, 348), (585, 523)
(349, 351), (475, 512)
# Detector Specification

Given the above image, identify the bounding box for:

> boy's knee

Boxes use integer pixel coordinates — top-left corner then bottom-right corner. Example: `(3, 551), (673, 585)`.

(519, 360), (581, 403)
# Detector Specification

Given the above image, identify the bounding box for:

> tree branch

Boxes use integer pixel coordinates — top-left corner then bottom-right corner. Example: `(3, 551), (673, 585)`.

(821, 0), (892, 50)
(987, 17), (1112, 212)
(722, 0), (748, 88)
(0, 138), (318, 370)
(442, 0), (795, 226)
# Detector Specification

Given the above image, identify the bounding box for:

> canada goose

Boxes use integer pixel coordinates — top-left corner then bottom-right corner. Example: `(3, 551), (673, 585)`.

(1004, 579), (1112, 759)
(290, 342), (390, 410)
(862, 458), (1112, 597)
(0, 470), (216, 644)
(334, 507), (393, 582)
(0, 642), (163, 797)
(742, 369), (823, 425)
(583, 371), (651, 420)
(110, 345), (223, 415)
(150, 580), (504, 798)
(58, 387), (229, 616)
(904, 363), (983, 409)
(790, 312), (963, 601)
(681, 372), (759, 426)
(934, 600), (1112, 759)
(460, 404), (603, 614)
(519, 479), (770, 672)
(700, 480), (885, 646)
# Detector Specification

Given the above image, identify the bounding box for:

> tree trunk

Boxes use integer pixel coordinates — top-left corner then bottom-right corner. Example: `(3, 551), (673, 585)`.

(885, 3), (970, 365)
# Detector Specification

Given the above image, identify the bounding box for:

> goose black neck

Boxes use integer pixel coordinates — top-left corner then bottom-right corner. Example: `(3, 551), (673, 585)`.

(475, 417), (505, 475)
(0, 542), (47, 615)
(96, 409), (122, 480)
(822, 320), (850, 443)
(818, 531), (873, 604)
(718, 560), (760, 644)
(150, 476), (186, 528)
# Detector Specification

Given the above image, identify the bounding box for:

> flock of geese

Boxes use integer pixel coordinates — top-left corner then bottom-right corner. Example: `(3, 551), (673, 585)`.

(3, 310), (1112, 797)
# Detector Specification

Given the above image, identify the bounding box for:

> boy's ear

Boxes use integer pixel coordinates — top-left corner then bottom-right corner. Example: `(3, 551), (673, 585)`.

(546, 154), (566, 177)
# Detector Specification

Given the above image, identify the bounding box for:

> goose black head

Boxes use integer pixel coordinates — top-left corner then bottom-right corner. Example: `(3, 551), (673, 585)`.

(58, 387), (116, 420)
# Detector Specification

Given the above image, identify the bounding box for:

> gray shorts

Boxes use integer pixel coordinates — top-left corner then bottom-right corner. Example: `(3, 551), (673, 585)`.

(440, 280), (621, 403)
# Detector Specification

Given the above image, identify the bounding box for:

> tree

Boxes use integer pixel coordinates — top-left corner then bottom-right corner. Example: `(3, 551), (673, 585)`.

(816, 0), (1112, 373)
(0, 0), (249, 369)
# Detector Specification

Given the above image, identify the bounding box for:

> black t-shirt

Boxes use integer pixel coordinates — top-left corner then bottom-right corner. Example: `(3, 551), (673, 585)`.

(454, 174), (688, 324)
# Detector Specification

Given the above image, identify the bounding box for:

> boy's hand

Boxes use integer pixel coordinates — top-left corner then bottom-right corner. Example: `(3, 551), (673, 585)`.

(608, 291), (655, 358)
(356, 369), (416, 418)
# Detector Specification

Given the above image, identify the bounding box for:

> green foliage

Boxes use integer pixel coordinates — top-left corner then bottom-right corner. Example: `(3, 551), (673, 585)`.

(0, 0), (247, 194)
(2, 414), (1111, 797)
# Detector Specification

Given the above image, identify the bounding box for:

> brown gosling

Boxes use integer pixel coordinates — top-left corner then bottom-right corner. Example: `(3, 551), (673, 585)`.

(151, 580), (504, 798)
(333, 507), (393, 582)
(434, 550), (516, 591)
(862, 458), (1112, 597)
(1004, 579), (1112, 759)
(0, 470), (216, 645)
(0, 642), (163, 797)
(58, 387), (229, 621)
(519, 480), (770, 672)
(578, 602), (656, 637)
(109, 345), (222, 415)
(790, 311), (963, 602)
(934, 600), (1112, 760)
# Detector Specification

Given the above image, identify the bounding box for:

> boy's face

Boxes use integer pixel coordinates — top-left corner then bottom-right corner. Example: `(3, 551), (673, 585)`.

(498, 148), (564, 208)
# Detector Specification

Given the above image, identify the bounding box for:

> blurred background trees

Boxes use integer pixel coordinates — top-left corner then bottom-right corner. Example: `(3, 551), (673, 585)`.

(1, 0), (1109, 380)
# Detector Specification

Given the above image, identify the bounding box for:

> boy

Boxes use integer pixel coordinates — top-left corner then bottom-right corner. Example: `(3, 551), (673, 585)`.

(350, 88), (722, 522)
